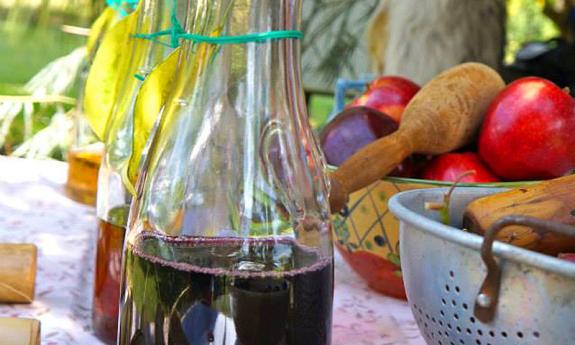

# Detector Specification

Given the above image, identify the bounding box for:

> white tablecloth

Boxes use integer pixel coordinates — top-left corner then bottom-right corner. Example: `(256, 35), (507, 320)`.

(0, 157), (425, 345)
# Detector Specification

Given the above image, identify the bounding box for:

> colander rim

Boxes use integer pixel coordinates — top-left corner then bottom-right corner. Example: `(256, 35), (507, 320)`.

(388, 187), (575, 279)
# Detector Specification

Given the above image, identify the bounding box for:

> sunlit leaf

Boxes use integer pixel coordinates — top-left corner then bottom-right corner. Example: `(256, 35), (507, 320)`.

(126, 35), (222, 192)
(127, 48), (181, 190)
(86, 7), (120, 57)
(83, 4), (141, 141)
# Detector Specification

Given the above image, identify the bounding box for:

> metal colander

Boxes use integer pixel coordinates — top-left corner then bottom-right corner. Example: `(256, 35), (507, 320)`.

(388, 187), (575, 345)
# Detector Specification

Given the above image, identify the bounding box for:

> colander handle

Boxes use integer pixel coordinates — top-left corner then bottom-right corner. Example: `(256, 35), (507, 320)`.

(475, 215), (575, 323)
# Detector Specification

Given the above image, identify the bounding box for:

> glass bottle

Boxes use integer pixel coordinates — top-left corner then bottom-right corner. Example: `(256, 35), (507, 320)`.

(119, 0), (334, 344)
(92, 0), (185, 343)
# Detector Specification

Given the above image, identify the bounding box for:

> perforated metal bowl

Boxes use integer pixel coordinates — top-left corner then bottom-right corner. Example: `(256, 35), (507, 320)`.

(388, 187), (575, 345)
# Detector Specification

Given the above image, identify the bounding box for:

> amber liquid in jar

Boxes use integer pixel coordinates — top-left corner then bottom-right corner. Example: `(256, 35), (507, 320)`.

(93, 219), (126, 344)
(65, 148), (102, 205)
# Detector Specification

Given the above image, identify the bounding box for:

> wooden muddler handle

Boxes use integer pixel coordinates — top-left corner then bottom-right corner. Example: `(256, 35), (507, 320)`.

(0, 244), (37, 303)
(329, 131), (413, 213)
(0, 318), (41, 345)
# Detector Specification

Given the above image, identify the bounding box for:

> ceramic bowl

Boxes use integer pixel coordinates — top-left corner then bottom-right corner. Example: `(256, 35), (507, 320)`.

(332, 177), (531, 299)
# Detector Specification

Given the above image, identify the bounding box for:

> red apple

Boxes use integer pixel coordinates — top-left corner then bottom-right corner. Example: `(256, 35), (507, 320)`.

(479, 77), (575, 181)
(320, 107), (398, 167)
(421, 152), (500, 183)
(559, 253), (575, 263)
(348, 76), (420, 123)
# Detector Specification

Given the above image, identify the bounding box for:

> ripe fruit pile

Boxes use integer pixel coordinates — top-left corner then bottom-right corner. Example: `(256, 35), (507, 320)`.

(321, 75), (575, 183)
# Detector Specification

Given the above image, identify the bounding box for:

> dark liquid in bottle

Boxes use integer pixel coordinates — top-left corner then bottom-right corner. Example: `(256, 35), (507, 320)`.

(119, 233), (333, 345)
(93, 219), (127, 344)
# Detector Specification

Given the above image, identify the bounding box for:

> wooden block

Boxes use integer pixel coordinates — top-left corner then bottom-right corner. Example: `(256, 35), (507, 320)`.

(0, 318), (40, 345)
(0, 244), (37, 303)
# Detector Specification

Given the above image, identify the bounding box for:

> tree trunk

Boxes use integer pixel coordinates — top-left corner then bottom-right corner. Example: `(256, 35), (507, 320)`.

(368, 0), (507, 85)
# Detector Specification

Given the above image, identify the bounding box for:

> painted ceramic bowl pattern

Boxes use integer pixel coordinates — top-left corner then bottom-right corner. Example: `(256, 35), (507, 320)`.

(332, 177), (530, 300)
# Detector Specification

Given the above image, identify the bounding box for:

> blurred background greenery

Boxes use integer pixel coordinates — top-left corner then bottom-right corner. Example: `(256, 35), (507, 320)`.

(0, 0), (96, 84)
(0, 0), (565, 159)
(506, 0), (560, 63)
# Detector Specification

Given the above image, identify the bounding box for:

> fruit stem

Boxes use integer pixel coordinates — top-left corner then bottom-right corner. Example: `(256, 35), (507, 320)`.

(425, 170), (476, 225)
(440, 170), (476, 224)
(444, 170), (476, 202)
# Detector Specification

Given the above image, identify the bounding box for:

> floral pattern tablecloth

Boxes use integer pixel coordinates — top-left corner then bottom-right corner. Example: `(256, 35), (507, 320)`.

(0, 157), (425, 345)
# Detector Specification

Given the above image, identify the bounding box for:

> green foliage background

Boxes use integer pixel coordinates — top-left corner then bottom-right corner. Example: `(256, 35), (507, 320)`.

(0, 0), (565, 159)
(506, 0), (560, 63)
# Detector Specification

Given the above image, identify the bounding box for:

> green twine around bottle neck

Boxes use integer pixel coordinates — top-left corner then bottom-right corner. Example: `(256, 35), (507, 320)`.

(132, 29), (302, 82)
(177, 30), (303, 44)
(131, 0), (302, 80)
(133, 29), (302, 47)
(131, 29), (302, 82)
(132, 0), (303, 47)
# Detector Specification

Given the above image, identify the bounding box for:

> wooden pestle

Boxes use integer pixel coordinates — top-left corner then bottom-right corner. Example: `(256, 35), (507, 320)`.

(0, 318), (41, 345)
(0, 244), (37, 303)
(329, 63), (506, 213)
(463, 174), (575, 256)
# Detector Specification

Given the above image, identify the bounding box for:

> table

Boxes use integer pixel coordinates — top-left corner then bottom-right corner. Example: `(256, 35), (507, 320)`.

(0, 157), (425, 345)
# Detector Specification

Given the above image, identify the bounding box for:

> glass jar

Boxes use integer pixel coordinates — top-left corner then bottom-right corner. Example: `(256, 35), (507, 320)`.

(118, 1), (334, 344)
(65, 135), (103, 206)
(65, 59), (104, 206)
(92, 0), (185, 343)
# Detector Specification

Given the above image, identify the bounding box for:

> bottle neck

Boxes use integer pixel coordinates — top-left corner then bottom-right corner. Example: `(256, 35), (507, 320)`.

(176, 0), (306, 124)
(185, 0), (302, 32)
